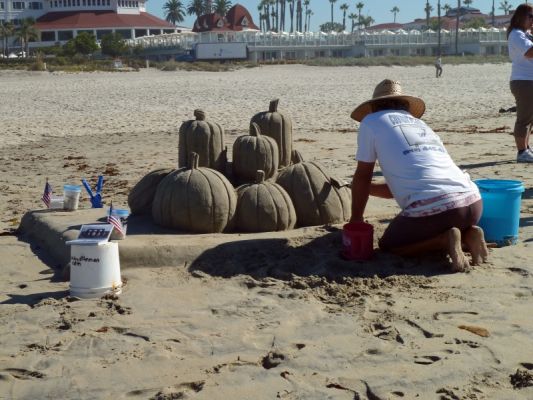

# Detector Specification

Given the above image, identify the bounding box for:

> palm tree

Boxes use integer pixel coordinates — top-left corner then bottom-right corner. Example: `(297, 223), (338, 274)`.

(306, 9), (313, 31)
(437, 0), (442, 55)
(348, 12), (357, 32)
(329, 0), (337, 25)
(499, 0), (512, 15)
(214, 0), (232, 16)
(491, 0), (495, 26)
(164, 0), (185, 24)
(356, 2), (364, 30)
(361, 15), (374, 29)
(340, 3), (349, 30)
(390, 6), (399, 23)
(271, 9), (277, 31)
(425, 0), (433, 28)
(303, 0), (310, 31)
(187, 0), (205, 18)
(15, 18), (38, 57)
(268, 0), (276, 30)
(279, 0), (286, 31)
(455, 0), (461, 54)
(288, 0), (295, 31)
(297, 0), (303, 31)
(463, 0), (472, 7)
(443, 3), (451, 15)
(0, 22), (15, 57)
(257, 4), (263, 31)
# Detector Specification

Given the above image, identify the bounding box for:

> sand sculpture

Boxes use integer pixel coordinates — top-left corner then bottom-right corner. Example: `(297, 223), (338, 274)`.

(178, 109), (227, 173)
(128, 100), (351, 233)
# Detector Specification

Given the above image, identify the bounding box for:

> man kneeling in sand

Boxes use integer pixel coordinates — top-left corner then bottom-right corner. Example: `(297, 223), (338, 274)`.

(350, 79), (489, 272)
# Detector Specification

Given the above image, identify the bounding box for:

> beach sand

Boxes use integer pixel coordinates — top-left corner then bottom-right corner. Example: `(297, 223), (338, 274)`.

(1, 64), (533, 399)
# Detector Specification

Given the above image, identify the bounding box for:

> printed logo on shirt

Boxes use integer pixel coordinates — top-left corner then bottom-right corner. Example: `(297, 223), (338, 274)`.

(399, 125), (441, 146)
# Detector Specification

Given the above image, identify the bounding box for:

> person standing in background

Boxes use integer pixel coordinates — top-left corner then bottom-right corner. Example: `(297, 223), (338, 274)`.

(507, 3), (533, 163)
(435, 56), (443, 78)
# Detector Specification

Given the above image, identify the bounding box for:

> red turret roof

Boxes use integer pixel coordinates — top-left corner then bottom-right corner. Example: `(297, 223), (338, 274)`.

(192, 4), (258, 32)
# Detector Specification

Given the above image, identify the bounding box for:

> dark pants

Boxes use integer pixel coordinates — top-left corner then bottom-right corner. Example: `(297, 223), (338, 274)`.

(379, 200), (483, 250)
(436, 66), (443, 77)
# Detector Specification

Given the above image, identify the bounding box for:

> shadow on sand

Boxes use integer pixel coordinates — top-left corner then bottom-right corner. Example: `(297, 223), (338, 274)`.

(188, 229), (451, 281)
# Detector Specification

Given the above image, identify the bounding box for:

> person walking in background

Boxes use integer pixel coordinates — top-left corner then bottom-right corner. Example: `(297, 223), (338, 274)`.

(435, 56), (443, 78)
(507, 3), (533, 163)
(350, 79), (488, 272)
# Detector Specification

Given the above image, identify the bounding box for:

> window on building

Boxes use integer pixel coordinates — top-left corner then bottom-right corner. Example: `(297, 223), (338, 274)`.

(28, 1), (43, 8)
(58, 31), (73, 40)
(11, 18), (21, 25)
(106, 0), (109, 5)
(0, 2), (4, 10)
(12, 1), (25, 9)
(96, 0), (100, 6)
(41, 31), (55, 41)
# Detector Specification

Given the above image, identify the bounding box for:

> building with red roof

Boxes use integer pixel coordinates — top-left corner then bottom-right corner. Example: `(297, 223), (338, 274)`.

(192, 4), (258, 33)
(1, 0), (186, 47)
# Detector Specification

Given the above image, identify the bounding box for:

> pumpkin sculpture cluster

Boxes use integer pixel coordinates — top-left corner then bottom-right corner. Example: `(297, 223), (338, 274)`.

(128, 100), (351, 233)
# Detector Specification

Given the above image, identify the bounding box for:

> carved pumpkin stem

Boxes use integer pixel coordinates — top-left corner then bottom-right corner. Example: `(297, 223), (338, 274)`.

(291, 150), (304, 164)
(269, 99), (279, 113)
(250, 122), (261, 137)
(255, 170), (265, 184)
(189, 152), (200, 169)
(193, 109), (206, 121)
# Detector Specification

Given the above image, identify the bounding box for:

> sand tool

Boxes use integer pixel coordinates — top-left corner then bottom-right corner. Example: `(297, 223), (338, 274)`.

(82, 175), (104, 208)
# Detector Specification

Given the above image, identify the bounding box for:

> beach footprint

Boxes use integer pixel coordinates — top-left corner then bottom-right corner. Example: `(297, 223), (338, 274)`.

(124, 381), (205, 399)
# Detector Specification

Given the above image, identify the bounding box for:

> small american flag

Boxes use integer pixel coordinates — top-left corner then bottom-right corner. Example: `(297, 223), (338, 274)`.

(107, 202), (125, 236)
(41, 179), (52, 208)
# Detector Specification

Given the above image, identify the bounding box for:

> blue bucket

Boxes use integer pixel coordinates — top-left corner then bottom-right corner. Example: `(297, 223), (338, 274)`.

(475, 179), (524, 246)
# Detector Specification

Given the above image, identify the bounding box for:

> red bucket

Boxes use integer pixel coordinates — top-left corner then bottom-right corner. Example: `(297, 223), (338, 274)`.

(342, 222), (374, 261)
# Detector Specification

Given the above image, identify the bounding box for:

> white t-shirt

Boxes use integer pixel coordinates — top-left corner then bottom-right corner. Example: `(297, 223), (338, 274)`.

(508, 28), (533, 81)
(356, 110), (478, 210)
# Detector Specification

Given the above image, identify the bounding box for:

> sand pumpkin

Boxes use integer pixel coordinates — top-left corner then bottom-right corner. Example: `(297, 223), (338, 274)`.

(276, 150), (351, 227)
(235, 170), (296, 232)
(128, 167), (174, 215)
(232, 122), (279, 183)
(178, 109), (226, 173)
(250, 99), (292, 168)
(152, 153), (237, 233)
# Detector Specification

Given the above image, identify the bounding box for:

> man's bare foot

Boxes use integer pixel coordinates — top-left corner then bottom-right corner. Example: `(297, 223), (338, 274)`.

(447, 227), (470, 272)
(463, 226), (489, 265)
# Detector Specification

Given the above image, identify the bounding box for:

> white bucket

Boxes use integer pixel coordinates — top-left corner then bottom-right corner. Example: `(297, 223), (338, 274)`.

(69, 242), (122, 298)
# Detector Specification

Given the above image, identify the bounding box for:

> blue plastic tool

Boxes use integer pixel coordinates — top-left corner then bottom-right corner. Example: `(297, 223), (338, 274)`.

(81, 175), (104, 208)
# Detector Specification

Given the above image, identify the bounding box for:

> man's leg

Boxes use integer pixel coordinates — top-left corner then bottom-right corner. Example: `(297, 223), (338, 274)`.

(462, 226), (489, 265)
(386, 227), (470, 272)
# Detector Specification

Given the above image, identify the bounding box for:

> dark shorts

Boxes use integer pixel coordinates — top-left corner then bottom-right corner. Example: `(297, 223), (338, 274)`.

(510, 80), (533, 138)
(378, 199), (483, 250)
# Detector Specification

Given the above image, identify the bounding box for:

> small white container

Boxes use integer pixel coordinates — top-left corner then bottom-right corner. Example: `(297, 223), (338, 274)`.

(69, 242), (122, 299)
(63, 184), (81, 211)
(50, 196), (64, 210)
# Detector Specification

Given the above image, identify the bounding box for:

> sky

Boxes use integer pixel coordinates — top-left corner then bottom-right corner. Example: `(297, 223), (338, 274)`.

(146, 0), (518, 32)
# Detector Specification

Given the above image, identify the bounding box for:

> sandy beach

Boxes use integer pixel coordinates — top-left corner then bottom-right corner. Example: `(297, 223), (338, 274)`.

(1, 64), (533, 399)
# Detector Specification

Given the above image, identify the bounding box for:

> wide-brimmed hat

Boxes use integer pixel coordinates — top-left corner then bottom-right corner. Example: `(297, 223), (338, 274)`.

(350, 79), (426, 122)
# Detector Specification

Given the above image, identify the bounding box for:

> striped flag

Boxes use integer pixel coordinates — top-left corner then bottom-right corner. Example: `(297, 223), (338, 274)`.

(107, 202), (125, 236)
(41, 179), (52, 208)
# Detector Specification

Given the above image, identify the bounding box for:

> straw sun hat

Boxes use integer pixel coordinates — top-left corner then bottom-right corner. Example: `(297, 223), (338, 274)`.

(350, 79), (426, 122)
